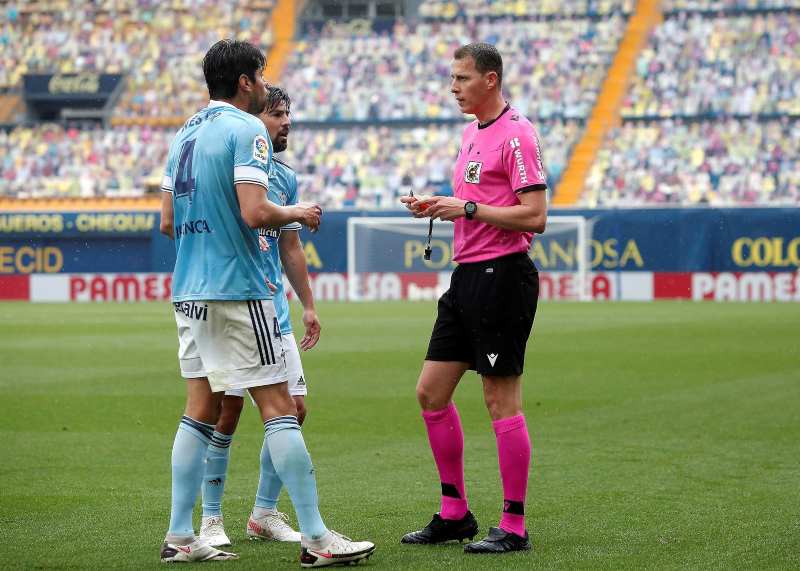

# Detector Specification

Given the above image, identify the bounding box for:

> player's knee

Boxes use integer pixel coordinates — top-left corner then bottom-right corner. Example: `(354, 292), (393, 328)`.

(296, 405), (307, 426)
(216, 397), (244, 434)
(273, 393), (298, 418)
(185, 396), (222, 425)
(223, 396), (245, 416)
(292, 395), (307, 425)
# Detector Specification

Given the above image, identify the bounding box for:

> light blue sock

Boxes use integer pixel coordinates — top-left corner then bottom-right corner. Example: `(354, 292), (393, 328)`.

(254, 438), (283, 511)
(202, 431), (233, 517)
(262, 415), (327, 539)
(168, 416), (214, 538)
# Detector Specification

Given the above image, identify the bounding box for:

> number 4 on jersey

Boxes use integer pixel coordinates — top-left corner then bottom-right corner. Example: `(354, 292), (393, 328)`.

(174, 139), (196, 200)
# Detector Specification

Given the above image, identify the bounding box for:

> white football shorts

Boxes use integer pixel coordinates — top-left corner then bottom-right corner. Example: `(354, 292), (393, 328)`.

(225, 332), (307, 399)
(174, 299), (288, 393)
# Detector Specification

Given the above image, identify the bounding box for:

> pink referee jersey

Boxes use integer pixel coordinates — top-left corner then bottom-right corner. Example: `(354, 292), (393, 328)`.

(452, 104), (547, 264)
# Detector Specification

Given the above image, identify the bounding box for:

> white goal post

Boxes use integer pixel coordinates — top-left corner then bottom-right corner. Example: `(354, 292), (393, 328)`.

(347, 214), (591, 301)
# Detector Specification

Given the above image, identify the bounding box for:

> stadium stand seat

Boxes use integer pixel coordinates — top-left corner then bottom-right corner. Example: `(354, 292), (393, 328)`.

(582, 4), (799, 205)
(417, 0), (635, 19)
(0, 0), (274, 119)
(2, 0), (797, 206)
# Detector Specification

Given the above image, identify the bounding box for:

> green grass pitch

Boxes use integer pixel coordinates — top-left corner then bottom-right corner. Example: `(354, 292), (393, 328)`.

(1, 301), (798, 569)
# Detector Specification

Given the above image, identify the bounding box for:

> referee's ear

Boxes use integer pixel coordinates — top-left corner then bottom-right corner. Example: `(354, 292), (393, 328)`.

(484, 70), (500, 92)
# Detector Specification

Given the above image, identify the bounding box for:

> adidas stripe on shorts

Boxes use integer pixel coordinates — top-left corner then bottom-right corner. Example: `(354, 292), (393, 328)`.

(174, 299), (288, 392)
(225, 332), (307, 399)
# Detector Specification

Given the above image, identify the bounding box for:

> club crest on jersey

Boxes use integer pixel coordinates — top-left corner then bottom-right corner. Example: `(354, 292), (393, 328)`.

(464, 161), (482, 184)
(253, 135), (270, 164)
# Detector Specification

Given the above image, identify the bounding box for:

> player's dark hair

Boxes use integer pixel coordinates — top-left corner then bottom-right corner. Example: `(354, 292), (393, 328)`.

(454, 43), (503, 87)
(266, 86), (291, 113)
(202, 39), (266, 100)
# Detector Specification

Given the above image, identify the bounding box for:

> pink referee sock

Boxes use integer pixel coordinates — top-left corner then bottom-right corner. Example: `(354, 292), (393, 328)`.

(422, 402), (468, 520)
(493, 414), (531, 537)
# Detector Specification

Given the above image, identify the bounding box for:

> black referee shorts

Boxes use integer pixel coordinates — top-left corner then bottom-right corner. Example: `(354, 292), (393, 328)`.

(425, 252), (539, 377)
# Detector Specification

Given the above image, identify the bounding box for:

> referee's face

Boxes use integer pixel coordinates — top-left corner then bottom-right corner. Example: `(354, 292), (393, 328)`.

(450, 56), (486, 115)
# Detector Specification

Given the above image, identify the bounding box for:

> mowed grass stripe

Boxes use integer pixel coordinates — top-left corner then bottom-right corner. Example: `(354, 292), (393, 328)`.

(0, 301), (798, 569)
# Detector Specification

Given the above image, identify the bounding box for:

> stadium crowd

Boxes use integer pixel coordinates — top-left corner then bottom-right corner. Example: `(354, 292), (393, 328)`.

(417, 0), (634, 19)
(283, 17), (626, 121)
(583, 118), (800, 206)
(0, 0), (274, 118)
(622, 11), (800, 117)
(0, 123), (170, 197)
(0, 120), (580, 206)
(2, 0), (798, 206)
(581, 4), (800, 207)
(284, 121), (581, 209)
(663, 0), (800, 11)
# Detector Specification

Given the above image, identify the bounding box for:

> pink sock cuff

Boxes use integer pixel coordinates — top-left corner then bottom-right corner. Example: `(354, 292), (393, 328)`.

(492, 414), (527, 435)
(422, 402), (457, 424)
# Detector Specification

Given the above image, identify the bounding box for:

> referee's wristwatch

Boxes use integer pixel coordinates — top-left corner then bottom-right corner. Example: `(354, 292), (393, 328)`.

(464, 201), (477, 220)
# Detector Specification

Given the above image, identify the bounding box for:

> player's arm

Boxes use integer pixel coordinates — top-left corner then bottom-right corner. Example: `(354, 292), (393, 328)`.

(159, 158), (175, 238)
(236, 183), (321, 231)
(159, 191), (174, 239)
(278, 230), (321, 351)
(233, 121), (322, 231)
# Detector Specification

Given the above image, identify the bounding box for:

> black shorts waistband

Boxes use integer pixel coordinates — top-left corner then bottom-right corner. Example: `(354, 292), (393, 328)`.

(456, 252), (532, 271)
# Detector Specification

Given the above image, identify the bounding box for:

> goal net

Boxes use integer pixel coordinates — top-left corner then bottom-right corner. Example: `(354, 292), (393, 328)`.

(347, 215), (590, 301)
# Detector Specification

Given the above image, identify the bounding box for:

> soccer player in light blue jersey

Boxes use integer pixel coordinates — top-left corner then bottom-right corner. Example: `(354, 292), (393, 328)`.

(158, 40), (374, 566)
(198, 87), (323, 547)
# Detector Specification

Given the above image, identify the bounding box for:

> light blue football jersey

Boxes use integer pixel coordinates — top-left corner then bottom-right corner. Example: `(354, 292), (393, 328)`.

(259, 157), (301, 334)
(161, 101), (273, 302)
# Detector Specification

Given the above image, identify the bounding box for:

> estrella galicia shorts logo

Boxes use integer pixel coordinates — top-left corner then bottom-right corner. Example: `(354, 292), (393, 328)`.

(465, 161), (482, 184)
(253, 135), (269, 164)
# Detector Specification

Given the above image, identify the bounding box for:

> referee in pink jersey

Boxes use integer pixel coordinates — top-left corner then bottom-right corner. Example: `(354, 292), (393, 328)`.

(400, 43), (547, 554)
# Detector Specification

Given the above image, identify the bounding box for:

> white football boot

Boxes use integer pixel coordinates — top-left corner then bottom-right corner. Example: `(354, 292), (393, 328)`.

(300, 530), (376, 568)
(198, 515), (232, 547)
(246, 509), (302, 542)
(160, 538), (238, 563)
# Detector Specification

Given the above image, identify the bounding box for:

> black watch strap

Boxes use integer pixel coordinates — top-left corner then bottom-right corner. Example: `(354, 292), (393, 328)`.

(465, 201), (477, 220)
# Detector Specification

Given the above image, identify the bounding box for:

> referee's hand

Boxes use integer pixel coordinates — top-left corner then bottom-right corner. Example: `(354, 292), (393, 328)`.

(400, 194), (434, 218)
(423, 197), (467, 221)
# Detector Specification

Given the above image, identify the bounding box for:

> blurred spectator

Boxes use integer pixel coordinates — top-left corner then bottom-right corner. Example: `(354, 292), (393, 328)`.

(0, 120), (579, 206)
(0, 123), (171, 197)
(623, 12), (800, 117)
(583, 119), (800, 206)
(0, 0), (273, 118)
(283, 16), (626, 121)
(284, 121), (580, 209)
(664, 0), (799, 11)
(419, 0), (634, 19)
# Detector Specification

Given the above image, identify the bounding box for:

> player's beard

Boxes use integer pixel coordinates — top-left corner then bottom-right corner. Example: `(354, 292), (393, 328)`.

(273, 133), (288, 153)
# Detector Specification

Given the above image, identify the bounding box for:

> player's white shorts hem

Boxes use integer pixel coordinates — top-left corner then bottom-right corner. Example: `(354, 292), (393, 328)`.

(226, 332), (306, 398)
(174, 300), (287, 393)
